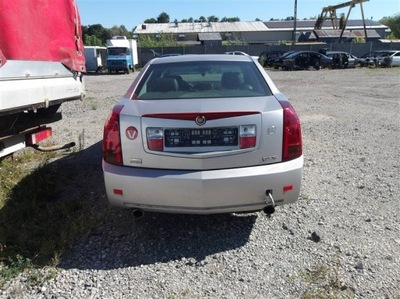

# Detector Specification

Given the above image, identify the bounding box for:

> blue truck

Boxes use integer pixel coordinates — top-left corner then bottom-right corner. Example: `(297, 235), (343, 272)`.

(106, 36), (138, 74)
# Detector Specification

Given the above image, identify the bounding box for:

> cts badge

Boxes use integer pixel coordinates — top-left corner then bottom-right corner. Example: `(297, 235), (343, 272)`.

(126, 126), (138, 140)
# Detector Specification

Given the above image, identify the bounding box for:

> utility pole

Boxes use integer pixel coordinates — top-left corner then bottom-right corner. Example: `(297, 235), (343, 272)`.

(292, 0), (298, 44)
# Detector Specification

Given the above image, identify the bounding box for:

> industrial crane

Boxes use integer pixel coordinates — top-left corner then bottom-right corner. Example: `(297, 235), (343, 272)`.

(314, 0), (369, 42)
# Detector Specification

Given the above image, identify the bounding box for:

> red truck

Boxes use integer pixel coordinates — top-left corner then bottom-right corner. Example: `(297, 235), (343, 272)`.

(0, 0), (86, 158)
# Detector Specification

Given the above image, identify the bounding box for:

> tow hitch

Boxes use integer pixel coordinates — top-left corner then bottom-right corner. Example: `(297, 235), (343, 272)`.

(30, 142), (76, 152)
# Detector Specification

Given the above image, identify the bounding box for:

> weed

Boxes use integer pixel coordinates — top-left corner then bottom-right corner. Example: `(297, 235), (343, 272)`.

(26, 267), (58, 286)
(0, 255), (32, 287)
(304, 265), (329, 283)
(298, 263), (347, 299)
(0, 149), (103, 286)
(84, 97), (98, 110)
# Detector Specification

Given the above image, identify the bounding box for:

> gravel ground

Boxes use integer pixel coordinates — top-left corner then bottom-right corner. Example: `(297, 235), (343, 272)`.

(3, 67), (400, 299)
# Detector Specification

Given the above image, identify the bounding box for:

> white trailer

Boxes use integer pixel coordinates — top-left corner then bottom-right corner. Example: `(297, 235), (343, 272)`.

(84, 46), (107, 72)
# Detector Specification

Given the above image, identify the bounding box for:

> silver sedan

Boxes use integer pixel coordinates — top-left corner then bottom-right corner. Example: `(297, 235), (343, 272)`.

(102, 54), (303, 216)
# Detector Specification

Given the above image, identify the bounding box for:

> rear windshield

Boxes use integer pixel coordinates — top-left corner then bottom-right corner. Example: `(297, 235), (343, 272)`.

(134, 60), (272, 100)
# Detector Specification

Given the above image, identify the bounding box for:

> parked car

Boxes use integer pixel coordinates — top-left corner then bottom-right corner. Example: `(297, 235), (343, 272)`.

(258, 50), (286, 67)
(375, 50), (400, 67)
(282, 51), (332, 70)
(272, 51), (297, 69)
(102, 54), (303, 216)
(357, 50), (391, 67)
(225, 51), (259, 61)
(325, 51), (357, 68)
(224, 51), (248, 56)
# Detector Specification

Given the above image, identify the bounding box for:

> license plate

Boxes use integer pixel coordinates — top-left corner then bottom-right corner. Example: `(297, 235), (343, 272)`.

(165, 127), (238, 147)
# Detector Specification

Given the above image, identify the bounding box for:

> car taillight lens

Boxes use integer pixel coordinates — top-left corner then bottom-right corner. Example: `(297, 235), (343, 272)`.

(103, 105), (124, 165)
(239, 125), (256, 149)
(26, 127), (52, 145)
(146, 127), (164, 151)
(280, 101), (302, 161)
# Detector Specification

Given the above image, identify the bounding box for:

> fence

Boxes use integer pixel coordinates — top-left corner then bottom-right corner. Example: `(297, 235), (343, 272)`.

(137, 41), (400, 67)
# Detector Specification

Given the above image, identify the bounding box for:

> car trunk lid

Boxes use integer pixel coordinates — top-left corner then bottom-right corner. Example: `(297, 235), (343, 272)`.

(119, 96), (284, 170)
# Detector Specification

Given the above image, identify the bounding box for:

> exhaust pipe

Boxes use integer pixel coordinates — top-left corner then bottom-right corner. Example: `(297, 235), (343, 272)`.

(263, 205), (275, 215)
(132, 209), (144, 218)
(264, 190), (276, 215)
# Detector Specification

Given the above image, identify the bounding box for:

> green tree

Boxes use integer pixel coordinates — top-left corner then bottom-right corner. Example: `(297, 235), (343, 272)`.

(82, 24), (110, 45)
(157, 12), (170, 23)
(207, 15), (219, 22)
(109, 25), (132, 38)
(144, 18), (157, 23)
(221, 17), (240, 22)
(352, 36), (365, 43)
(339, 13), (346, 29)
(87, 24), (107, 39)
(198, 16), (206, 22)
(380, 14), (400, 39)
(83, 34), (103, 46)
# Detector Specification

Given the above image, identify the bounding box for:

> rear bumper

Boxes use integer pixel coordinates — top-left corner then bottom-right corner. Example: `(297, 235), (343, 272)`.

(102, 157), (303, 214)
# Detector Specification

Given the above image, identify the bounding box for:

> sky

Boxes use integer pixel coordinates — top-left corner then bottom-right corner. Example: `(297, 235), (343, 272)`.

(76, 0), (400, 30)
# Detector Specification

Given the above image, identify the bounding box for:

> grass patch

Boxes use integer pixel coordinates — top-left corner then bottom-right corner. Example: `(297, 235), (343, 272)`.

(83, 96), (98, 110)
(0, 149), (102, 287)
(298, 263), (346, 299)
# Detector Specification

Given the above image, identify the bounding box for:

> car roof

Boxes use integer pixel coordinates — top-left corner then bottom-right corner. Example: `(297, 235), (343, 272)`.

(149, 54), (255, 65)
(382, 50), (400, 54)
(362, 50), (399, 56)
(285, 50), (320, 57)
(224, 51), (249, 55)
(294, 50), (320, 54)
(326, 51), (348, 54)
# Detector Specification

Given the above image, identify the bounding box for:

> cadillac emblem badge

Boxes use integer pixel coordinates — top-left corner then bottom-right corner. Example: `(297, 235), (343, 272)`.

(195, 116), (206, 126)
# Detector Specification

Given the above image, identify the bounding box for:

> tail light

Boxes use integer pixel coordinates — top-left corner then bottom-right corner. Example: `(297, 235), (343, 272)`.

(103, 105), (124, 165)
(239, 125), (256, 149)
(280, 101), (302, 161)
(26, 127), (52, 145)
(146, 127), (164, 151)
